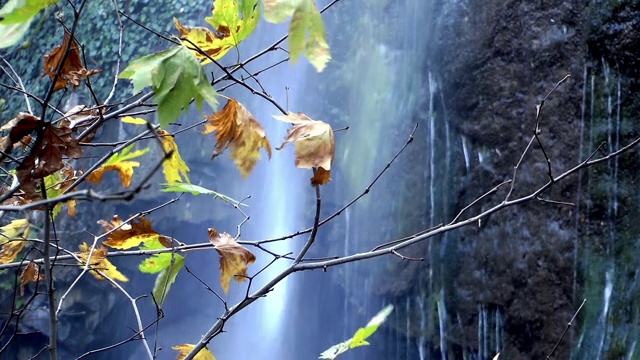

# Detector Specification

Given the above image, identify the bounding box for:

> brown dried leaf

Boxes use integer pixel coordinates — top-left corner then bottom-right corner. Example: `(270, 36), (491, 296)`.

(77, 242), (128, 282)
(20, 261), (44, 296)
(0, 113), (40, 159)
(58, 105), (98, 130)
(98, 215), (170, 249)
(16, 123), (83, 194)
(275, 112), (335, 185)
(43, 30), (101, 92)
(204, 99), (271, 178)
(208, 228), (255, 294)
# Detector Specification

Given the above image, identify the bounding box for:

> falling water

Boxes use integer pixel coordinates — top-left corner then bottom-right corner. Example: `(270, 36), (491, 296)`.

(437, 288), (447, 359)
(418, 296), (427, 360)
(597, 270), (614, 360)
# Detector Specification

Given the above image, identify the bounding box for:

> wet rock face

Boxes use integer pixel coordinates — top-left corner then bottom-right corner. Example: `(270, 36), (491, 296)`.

(424, 0), (587, 359)
(588, 1), (640, 78)
(406, 0), (640, 359)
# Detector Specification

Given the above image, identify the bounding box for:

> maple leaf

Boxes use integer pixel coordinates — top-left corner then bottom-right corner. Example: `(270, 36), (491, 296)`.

(98, 215), (170, 250)
(0, 112), (40, 161)
(0, 0), (59, 24)
(20, 261), (44, 296)
(174, 0), (259, 63)
(87, 144), (149, 188)
(319, 305), (394, 359)
(119, 45), (217, 128)
(275, 112), (335, 185)
(204, 99), (271, 178)
(77, 242), (128, 282)
(0, 240), (26, 264)
(162, 182), (245, 206)
(16, 122), (83, 194)
(138, 239), (184, 305)
(43, 30), (101, 92)
(263, 0), (330, 72)
(208, 228), (255, 294)
(173, 344), (216, 360)
(0, 0), (59, 48)
(157, 130), (190, 184)
(0, 218), (30, 244)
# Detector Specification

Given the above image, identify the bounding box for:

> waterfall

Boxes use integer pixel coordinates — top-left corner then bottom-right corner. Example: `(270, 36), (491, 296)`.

(597, 270), (614, 360)
(437, 288), (447, 359)
(417, 296), (427, 360)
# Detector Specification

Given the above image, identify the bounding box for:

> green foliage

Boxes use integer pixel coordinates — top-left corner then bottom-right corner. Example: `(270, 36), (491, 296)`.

(119, 45), (218, 128)
(138, 237), (185, 305)
(263, 0), (330, 72)
(0, 0), (58, 24)
(162, 182), (246, 206)
(319, 304), (394, 359)
(105, 144), (150, 165)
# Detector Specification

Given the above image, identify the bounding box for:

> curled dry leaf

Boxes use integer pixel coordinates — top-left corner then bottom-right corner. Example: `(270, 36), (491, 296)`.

(16, 122), (83, 194)
(43, 30), (101, 92)
(208, 228), (255, 294)
(275, 112), (335, 185)
(0, 112), (40, 161)
(20, 261), (44, 296)
(58, 105), (99, 130)
(77, 242), (128, 282)
(98, 215), (170, 249)
(204, 99), (271, 178)
(173, 344), (216, 360)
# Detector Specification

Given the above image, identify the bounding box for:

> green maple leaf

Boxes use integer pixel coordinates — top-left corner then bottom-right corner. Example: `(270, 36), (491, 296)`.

(263, 0), (330, 72)
(0, 0), (58, 24)
(138, 238), (185, 305)
(319, 305), (394, 359)
(119, 45), (218, 128)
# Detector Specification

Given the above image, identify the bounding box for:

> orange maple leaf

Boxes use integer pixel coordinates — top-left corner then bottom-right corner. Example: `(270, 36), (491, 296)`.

(98, 215), (171, 249)
(77, 242), (129, 282)
(20, 261), (44, 296)
(275, 112), (335, 185)
(204, 99), (271, 178)
(43, 30), (101, 92)
(208, 228), (255, 294)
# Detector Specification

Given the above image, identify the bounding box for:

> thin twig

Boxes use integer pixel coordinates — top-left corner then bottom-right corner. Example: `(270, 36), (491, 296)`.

(546, 299), (586, 359)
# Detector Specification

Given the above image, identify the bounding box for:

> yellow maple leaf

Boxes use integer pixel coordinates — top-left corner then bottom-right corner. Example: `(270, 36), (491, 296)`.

(0, 218), (30, 245)
(87, 162), (139, 187)
(98, 215), (170, 250)
(0, 240), (26, 264)
(158, 130), (190, 184)
(208, 228), (255, 294)
(204, 99), (271, 178)
(86, 145), (148, 188)
(174, 0), (259, 64)
(275, 112), (335, 185)
(78, 242), (128, 282)
(173, 344), (216, 360)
